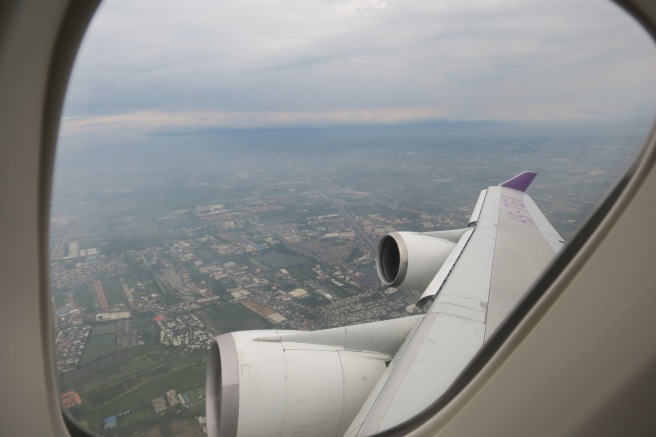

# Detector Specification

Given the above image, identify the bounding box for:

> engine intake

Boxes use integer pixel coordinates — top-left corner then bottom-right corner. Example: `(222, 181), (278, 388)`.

(206, 317), (420, 437)
(376, 230), (467, 292)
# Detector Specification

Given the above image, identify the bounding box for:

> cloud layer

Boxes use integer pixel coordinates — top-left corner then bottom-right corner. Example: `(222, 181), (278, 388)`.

(62, 0), (656, 138)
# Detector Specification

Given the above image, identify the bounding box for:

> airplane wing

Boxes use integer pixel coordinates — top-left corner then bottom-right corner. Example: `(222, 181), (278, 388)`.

(206, 172), (564, 437)
(345, 171), (564, 436)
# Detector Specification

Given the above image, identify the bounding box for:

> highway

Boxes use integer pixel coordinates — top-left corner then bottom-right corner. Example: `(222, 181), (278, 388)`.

(318, 184), (378, 256)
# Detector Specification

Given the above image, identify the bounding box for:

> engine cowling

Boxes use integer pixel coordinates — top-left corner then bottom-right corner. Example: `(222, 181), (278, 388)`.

(376, 231), (464, 292)
(206, 317), (420, 437)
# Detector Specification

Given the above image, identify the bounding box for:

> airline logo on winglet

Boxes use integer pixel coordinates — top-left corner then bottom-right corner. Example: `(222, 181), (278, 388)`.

(500, 171), (537, 192)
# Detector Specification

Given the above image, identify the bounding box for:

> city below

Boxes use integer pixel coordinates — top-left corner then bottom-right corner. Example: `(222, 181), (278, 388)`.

(49, 122), (637, 436)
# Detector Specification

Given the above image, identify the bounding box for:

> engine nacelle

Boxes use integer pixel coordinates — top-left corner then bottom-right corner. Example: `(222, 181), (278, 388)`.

(206, 317), (420, 437)
(376, 231), (464, 292)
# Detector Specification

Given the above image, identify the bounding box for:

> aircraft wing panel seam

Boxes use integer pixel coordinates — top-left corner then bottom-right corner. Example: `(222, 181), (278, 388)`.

(353, 312), (439, 435)
(432, 302), (486, 323)
(521, 192), (565, 252)
(482, 189), (501, 334)
(469, 189), (488, 225)
(418, 227), (475, 305)
(337, 349), (349, 437)
(478, 186), (509, 344)
(342, 319), (425, 436)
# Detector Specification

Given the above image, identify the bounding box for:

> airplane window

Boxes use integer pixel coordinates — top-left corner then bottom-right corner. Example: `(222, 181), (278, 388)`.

(50, 0), (656, 436)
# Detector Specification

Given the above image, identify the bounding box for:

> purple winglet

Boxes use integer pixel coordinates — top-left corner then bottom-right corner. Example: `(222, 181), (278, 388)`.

(500, 171), (537, 192)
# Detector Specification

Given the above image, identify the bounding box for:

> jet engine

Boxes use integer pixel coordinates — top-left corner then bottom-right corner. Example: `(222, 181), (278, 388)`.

(206, 317), (420, 437)
(376, 229), (469, 292)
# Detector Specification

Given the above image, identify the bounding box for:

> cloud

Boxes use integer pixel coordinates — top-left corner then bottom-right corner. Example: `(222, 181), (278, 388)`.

(61, 108), (451, 136)
(62, 0), (656, 135)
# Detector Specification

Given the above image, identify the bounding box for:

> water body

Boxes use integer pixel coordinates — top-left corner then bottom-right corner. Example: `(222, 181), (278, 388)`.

(258, 251), (307, 269)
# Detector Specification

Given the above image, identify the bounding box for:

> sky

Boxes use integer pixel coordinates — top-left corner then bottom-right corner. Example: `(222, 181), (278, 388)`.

(60, 0), (656, 145)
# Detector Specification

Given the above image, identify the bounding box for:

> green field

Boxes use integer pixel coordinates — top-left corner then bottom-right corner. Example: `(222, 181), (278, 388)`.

(193, 246), (220, 263)
(84, 358), (206, 430)
(204, 304), (271, 335)
(323, 281), (356, 299)
(73, 283), (97, 310)
(184, 386), (205, 404)
(59, 343), (156, 391)
(248, 257), (272, 271)
(287, 264), (314, 279)
(116, 407), (156, 428)
(257, 250), (307, 269)
(128, 416), (205, 437)
(93, 322), (117, 335)
(81, 330), (117, 365)
(100, 277), (128, 306)
(65, 342), (209, 435)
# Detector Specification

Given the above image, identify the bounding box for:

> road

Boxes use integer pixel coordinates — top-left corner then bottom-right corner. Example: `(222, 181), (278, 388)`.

(318, 184), (378, 256)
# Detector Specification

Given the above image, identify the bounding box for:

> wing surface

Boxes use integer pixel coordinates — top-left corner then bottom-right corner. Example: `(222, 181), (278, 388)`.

(346, 174), (564, 436)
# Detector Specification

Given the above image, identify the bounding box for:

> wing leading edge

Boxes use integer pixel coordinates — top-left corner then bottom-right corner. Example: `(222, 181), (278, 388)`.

(345, 172), (564, 436)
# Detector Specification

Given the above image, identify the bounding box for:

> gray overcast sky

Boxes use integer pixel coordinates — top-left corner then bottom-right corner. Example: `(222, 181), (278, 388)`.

(61, 0), (656, 140)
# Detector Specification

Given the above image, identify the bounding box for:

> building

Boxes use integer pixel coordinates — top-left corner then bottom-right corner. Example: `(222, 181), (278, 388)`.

(152, 396), (167, 414)
(167, 389), (180, 407)
(96, 311), (130, 322)
(60, 391), (82, 408)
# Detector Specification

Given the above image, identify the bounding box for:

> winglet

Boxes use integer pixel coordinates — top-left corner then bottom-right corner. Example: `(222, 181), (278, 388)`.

(500, 171), (537, 192)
